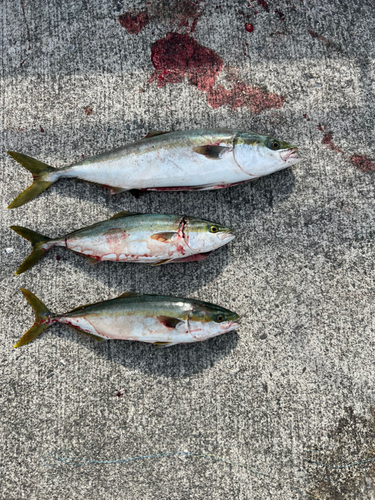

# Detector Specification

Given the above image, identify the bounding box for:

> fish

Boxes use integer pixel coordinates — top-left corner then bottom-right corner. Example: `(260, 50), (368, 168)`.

(7, 129), (301, 208)
(14, 289), (240, 348)
(10, 211), (235, 274)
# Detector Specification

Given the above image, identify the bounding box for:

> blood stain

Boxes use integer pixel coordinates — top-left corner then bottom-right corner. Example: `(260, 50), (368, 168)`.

(274, 9), (285, 20)
(56, 255), (61, 261)
(118, 11), (149, 34)
(116, 391), (123, 398)
(150, 33), (285, 112)
(318, 125), (375, 173)
(245, 23), (254, 33)
(40, 126), (44, 133)
(84, 106), (93, 115)
(257, 0), (269, 11)
(321, 132), (344, 154)
(349, 154), (375, 173)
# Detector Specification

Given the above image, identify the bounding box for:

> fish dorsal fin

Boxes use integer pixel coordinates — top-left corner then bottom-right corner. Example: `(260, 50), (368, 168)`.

(110, 211), (139, 219)
(117, 292), (142, 298)
(192, 145), (231, 160)
(144, 131), (169, 138)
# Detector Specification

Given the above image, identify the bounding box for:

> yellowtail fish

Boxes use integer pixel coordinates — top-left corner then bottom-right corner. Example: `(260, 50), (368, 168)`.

(14, 289), (240, 348)
(7, 129), (301, 208)
(10, 211), (234, 274)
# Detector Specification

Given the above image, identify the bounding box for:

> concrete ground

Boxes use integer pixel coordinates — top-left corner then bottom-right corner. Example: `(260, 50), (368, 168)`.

(1, 0), (375, 498)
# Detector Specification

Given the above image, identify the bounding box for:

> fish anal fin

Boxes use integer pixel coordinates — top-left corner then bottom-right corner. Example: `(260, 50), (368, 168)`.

(144, 131), (169, 138)
(150, 232), (176, 243)
(109, 211), (139, 219)
(157, 316), (184, 329)
(192, 145), (231, 160)
(66, 323), (105, 341)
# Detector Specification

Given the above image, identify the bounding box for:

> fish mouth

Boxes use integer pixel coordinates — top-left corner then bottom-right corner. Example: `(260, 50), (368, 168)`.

(279, 148), (300, 163)
(218, 231), (235, 242)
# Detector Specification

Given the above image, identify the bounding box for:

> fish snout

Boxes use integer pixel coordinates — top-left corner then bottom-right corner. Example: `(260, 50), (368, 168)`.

(279, 148), (301, 163)
(218, 231), (235, 243)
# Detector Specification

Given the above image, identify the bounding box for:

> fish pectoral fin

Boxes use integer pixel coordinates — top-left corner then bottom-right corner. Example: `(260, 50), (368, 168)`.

(109, 187), (126, 195)
(144, 131), (169, 138)
(150, 232), (176, 243)
(152, 259), (173, 266)
(157, 316), (184, 329)
(192, 145), (231, 160)
(109, 211), (140, 219)
(153, 341), (177, 349)
(117, 291), (142, 298)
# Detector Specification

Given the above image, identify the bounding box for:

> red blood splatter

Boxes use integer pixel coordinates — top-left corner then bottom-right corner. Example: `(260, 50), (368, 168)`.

(56, 255), (61, 261)
(176, 0), (203, 33)
(274, 9), (285, 20)
(150, 33), (285, 112)
(257, 0), (269, 11)
(308, 30), (330, 46)
(84, 106), (93, 115)
(118, 11), (149, 34)
(318, 125), (375, 173)
(149, 33), (223, 92)
(321, 132), (344, 154)
(206, 81), (285, 113)
(116, 391), (123, 398)
(349, 154), (375, 172)
(40, 126), (44, 133)
(81, 154), (85, 159)
(245, 23), (254, 33)
(303, 114), (307, 119)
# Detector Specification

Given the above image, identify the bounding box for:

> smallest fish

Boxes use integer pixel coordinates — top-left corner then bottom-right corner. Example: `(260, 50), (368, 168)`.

(14, 289), (240, 348)
(10, 211), (235, 274)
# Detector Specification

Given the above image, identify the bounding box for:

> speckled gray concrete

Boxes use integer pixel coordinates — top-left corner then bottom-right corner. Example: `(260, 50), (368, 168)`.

(1, 1), (375, 498)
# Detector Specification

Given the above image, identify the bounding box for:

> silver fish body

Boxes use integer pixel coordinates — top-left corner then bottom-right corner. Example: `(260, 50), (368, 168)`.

(14, 289), (240, 348)
(10, 211), (234, 274)
(8, 129), (301, 208)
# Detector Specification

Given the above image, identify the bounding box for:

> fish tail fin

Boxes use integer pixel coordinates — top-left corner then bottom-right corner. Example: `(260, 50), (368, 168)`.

(7, 151), (58, 209)
(10, 225), (53, 275)
(14, 289), (52, 348)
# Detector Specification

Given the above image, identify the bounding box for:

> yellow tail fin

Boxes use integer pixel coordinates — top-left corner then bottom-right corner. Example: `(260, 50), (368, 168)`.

(7, 151), (57, 208)
(14, 289), (52, 348)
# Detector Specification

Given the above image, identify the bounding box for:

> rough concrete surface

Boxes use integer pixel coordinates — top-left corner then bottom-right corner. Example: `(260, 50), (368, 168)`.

(1, 0), (375, 498)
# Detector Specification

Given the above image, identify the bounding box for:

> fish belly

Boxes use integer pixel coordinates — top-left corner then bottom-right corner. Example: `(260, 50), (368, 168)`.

(60, 314), (198, 343)
(58, 231), (192, 262)
(65, 147), (252, 190)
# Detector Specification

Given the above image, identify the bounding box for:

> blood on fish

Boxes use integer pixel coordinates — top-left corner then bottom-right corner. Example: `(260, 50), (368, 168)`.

(149, 33), (285, 112)
(172, 252), (211, 263)
(118, 11), (149, 34)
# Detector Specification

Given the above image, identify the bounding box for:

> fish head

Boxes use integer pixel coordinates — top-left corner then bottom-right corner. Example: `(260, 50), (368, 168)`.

(233, 133), (302, 177)
(184, 217), (235, 253)
(190, 302), (240, 339)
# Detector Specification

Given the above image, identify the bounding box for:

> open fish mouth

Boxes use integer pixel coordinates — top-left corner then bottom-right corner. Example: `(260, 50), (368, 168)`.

(280, 148), (300, 162)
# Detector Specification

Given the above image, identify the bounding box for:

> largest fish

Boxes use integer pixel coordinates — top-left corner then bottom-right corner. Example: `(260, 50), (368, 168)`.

(7, 129), (301, 208)
(14, 289), (240, 348)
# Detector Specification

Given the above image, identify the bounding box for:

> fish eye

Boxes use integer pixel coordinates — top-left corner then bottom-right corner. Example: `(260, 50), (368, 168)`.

(270, 140), (280, 150)
(210, 226), (219, 233)
(215, 314), (225, 322)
